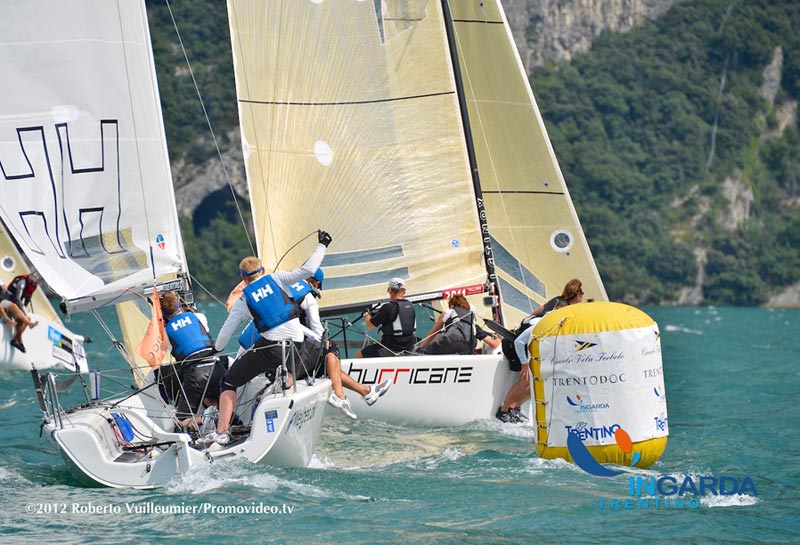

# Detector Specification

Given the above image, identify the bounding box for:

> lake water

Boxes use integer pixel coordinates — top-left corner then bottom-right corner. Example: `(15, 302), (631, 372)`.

(0, 306), (797, 544)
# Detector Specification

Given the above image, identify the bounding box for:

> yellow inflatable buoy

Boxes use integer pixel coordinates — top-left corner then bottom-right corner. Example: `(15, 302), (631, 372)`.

(530, 302), (668, 471)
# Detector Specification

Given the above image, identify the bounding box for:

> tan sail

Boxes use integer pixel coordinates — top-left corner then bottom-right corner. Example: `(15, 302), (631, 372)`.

(450, 1), (608, 326)
(0, 219), (59, 323)
(228, 0), (489, 310)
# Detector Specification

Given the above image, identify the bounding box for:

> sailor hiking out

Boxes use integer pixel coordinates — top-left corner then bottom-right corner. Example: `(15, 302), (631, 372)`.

(200, 230), (332, 447)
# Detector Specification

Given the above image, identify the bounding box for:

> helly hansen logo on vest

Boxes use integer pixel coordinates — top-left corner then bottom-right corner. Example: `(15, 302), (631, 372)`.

(251, 283), (275, 302)
(171, 317), (192, 331)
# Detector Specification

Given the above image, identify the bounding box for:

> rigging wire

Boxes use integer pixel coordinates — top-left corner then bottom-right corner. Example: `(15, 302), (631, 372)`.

(188, 273), (227, 308)
(91, 308), (184, 431)
(271, 231), (317, 272)
(164, 0), (255, 256)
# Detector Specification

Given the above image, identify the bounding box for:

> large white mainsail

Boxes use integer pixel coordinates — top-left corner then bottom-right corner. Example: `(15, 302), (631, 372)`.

(228, 0), (491, 309)
(449, 1), (607, 326)
(0, 0), (187, 314)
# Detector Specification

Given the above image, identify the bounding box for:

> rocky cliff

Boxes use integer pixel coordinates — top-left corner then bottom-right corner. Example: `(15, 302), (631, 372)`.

(502, 0), (674, 71)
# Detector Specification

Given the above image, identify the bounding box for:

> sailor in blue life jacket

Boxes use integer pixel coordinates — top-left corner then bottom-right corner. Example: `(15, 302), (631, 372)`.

(199, 230), (331, 447)
(290, 268), (390, 419)
(159, 291), (227, 428)
(235, 270), (321, 355)
(355, 277), (417, 358)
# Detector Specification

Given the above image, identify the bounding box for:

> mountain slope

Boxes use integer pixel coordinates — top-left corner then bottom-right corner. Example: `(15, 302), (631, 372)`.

(147, 0), (800, 306)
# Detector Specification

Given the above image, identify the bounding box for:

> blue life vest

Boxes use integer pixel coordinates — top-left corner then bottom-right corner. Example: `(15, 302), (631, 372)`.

(243, 274), (299, 332)
(287, 279), (317, 327)
(287, 279), (314, 302)
(238, 321), (259, 350)
(165, 311), (214, 360)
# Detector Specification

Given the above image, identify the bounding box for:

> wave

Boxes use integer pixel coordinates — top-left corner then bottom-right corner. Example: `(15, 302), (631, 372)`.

(664, 324), (704, 335)
(702, 494), (760, 507)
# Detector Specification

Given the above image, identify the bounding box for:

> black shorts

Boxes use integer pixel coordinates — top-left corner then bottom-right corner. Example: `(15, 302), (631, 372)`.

(175, 357), (227, 419)
(361, 343), (399, 358)
(296, 338), (324, 380)
(222, 338), (299, 389)
(419, 338), (471, 355)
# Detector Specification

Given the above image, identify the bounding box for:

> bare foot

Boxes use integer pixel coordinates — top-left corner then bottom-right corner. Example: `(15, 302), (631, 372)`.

(28, 320), (39, 328)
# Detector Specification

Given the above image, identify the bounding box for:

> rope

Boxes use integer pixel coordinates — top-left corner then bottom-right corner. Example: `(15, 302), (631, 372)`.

(539, 318), (566, 455)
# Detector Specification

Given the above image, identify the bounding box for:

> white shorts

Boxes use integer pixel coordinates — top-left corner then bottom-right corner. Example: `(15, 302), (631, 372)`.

(1, 299), (23, 314)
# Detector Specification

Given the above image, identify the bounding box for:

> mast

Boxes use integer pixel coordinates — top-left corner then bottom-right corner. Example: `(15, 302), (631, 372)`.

(440, 0), (504, 324)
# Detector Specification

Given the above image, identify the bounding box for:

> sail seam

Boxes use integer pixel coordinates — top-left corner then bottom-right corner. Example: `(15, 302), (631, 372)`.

(239, 91), (455, 107)
(452, 19), (504, 25)
(483, 190), (565, 195)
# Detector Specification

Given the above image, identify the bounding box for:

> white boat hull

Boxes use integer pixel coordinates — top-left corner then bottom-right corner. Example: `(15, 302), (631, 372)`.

(0, 313), (88, 373)
(338, 354), (524, 426)
(46, 379), (331, 489)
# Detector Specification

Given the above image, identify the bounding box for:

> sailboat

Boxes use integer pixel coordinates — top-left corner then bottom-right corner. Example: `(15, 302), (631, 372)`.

(0, 0), (330, 488)
(225, 0), (606, 426)
(0, 220), (88, 373)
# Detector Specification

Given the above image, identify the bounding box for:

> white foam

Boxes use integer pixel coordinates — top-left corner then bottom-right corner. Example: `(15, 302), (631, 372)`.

(470, 418), (537, 439)
(702, 494), (760, 507)
(165, 458), (370, 501)
(0, 466), (31, 486)
(308, 454), (336, 469)
(166, 460), (280, 495)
